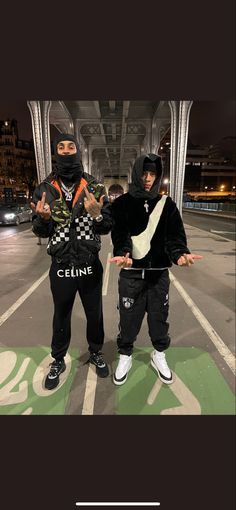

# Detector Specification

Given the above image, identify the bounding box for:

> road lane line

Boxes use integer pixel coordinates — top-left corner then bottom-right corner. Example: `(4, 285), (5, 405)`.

(0, 270), (49, 327)
(82, 249), (111, 415)
(102, 252), (111, 296)
(81, 365), (97, 415)
(169, 271), (236, 375)
(210, 229), (235, 234)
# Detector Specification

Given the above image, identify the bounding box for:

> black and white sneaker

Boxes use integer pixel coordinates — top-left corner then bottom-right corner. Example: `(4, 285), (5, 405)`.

(113, 354), (132, 385)
(45, 359), (66, 390)
(89, 352), (109, 378)
(151, 350), (173, 384)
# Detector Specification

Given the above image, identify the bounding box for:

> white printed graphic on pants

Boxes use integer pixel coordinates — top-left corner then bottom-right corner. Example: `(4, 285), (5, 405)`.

(164, 294), (169, 306)
(122, 297), (135, 309)
(56, 267), (93, 278)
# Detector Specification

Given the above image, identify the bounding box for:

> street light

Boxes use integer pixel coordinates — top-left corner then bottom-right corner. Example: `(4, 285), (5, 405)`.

(205, 186), (208, 200)
(163, 178), (169, 194)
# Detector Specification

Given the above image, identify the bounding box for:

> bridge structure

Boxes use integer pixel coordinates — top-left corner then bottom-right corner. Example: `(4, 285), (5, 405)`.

(27, 100), (193, 213)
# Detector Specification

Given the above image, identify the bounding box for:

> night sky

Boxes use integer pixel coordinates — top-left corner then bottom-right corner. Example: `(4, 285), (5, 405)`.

(0, 100), (235, 146)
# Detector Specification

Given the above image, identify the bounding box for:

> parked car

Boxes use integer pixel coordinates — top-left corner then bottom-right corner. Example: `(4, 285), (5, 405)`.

(0, 204), (32, 226)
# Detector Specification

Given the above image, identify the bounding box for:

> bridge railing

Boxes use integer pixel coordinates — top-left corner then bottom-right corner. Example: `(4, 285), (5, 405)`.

(183, 202), (236, 214)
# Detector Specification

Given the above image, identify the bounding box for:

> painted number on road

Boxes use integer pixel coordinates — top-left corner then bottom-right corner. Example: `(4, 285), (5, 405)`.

(0, 350), (73, 414)
(147, 372), (201, 414)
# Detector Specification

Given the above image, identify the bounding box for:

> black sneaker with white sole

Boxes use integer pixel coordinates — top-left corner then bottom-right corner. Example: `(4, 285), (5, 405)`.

(89, 352), (109, 378)
(45, 359), (66, 390)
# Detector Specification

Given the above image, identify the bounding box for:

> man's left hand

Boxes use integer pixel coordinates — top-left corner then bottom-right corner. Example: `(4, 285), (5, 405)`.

(84, 187), (105, 218)
(109, 252), (133, 268)
(177, 253), (203, 266)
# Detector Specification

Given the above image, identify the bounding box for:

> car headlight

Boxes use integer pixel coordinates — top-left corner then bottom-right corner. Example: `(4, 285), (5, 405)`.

(4, 213), (16, 219)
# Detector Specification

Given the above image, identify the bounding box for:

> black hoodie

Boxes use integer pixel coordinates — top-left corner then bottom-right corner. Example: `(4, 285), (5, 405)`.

(111, 153), (190, 270)
(129, 153), (163, 199)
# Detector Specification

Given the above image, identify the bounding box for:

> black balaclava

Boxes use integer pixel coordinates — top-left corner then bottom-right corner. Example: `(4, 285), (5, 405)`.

(53, 133), (83, 184)
(129, 153), (163, 199)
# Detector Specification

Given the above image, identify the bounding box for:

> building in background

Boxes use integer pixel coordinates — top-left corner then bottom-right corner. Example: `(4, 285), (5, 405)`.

(159, 129), (236, 201)
(0, 119), (37, 203)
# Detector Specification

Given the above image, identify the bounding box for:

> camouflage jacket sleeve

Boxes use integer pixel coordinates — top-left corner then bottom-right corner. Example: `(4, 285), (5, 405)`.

(87, 182), (113, 235)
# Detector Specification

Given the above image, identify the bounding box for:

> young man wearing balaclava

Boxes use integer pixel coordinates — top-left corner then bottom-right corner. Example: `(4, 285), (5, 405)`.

(31, 134), (112, 389)
(110, 153), (202, 386)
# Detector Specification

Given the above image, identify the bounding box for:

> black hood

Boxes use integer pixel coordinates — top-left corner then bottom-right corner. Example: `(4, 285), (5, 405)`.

(53, 133), (83, 184)
(128, 153), (163, 199)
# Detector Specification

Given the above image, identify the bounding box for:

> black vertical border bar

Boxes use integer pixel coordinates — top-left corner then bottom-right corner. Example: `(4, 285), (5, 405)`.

(0, 1), (235, 510)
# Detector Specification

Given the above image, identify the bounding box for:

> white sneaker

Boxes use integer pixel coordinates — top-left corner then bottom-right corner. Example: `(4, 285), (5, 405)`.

(113, 354), (132, 385)
(151, 350), (173, 384)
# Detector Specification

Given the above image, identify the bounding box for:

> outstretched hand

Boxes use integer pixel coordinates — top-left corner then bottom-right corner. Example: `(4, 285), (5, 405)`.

(30, 192), (51, 220)
(84, 187), (105, 219)
(109, 252), (133, 269)
(177, 253), (203, 266)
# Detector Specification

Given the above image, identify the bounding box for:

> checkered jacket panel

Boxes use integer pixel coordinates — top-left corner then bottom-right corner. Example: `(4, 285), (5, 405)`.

(75, 214), (95, 240)
(48, 214), (97, 248)
(49, 226), (70, 246)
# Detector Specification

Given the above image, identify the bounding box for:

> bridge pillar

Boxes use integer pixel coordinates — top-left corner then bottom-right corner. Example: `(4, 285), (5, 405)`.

(168, 100), (193, 214)
(27, 101), (52, 182)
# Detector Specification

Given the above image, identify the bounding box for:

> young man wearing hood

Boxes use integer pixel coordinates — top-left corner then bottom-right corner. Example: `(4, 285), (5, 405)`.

(110, 153), (202, 386)
(31, 134), (112, 389)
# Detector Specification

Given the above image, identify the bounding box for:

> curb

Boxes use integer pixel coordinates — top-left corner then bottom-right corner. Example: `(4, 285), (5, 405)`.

(183, 209), (235, 221)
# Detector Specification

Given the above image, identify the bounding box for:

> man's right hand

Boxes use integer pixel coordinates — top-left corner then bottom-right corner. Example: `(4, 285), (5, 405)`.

(30, 192), (51, 220)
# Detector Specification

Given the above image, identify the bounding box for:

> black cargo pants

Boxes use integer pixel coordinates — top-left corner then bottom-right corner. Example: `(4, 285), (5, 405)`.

(117, 269), (171, 355)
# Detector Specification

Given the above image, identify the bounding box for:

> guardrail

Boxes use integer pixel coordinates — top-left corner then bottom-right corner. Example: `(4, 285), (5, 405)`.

(183, 202), (236, 213)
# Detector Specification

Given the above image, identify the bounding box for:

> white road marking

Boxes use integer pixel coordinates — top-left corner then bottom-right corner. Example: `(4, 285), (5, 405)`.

(169, 271), (236, 375)
(0, 354), (31, 405)
(147, 372), (201, 415)
(0, 350), (17, 384)
(82, 250), (111, 415)
(147, 378), (162, 405)
(81, 365), (97, 415)
(210, 229), (235, 234)
(21, 407), (33, 415)
(0, 270), (49, 327)
(102, 252), (111, 296)
(76, 504), (160, 507)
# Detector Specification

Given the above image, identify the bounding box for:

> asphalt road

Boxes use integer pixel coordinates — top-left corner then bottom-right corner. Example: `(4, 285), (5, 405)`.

(0, 213), (235, 415)
(0, 221), (32, 240)
(183, 211), (235, 241)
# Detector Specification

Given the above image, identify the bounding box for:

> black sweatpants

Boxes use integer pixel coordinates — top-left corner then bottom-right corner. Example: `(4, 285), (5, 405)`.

(49, 259), (104, 360)
(117, 269), (171, 355)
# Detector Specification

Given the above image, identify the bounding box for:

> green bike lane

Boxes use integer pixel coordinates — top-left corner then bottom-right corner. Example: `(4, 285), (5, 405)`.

(0, 226), (235, 415)
(114, 347), (235, 415)
(0, 343), (234, 415)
